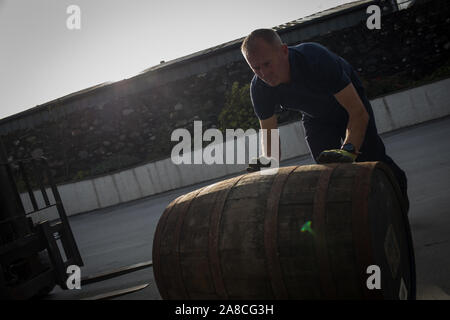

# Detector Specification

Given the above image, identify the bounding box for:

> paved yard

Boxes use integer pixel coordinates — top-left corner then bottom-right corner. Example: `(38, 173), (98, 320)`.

(46, 116), (450, 300)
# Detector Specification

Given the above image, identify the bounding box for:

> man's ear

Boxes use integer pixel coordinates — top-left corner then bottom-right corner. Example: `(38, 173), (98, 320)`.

(281, 44), (289, 56)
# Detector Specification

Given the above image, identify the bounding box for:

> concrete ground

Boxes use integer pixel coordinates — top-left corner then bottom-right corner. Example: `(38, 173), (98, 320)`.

(45, 116), (450, 300)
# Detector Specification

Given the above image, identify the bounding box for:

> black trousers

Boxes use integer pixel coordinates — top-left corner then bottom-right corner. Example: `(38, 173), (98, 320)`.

(301, 99), (408, 207)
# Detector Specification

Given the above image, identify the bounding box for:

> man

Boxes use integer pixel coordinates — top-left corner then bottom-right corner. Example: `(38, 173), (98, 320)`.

(241, 28), (409, 208)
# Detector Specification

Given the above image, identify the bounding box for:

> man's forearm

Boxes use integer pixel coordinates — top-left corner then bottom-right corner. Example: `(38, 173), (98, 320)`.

(262, 129), (282, 159)
(342, 112), (369, 153)
(334, 83), (370, 153)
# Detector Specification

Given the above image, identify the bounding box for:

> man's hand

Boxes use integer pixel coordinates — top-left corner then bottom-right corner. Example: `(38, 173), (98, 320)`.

(317, 149), (357, 164)
(246, 156), (275, 172)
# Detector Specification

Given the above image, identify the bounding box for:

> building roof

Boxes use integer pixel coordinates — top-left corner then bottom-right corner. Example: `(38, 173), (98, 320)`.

(1, 0), (376, 124)
(138, 0), (374, 75)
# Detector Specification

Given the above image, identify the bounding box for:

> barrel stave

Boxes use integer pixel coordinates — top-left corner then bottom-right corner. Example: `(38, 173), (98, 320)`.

(179, 188), (219, 298)
(219, 174), (275, 299)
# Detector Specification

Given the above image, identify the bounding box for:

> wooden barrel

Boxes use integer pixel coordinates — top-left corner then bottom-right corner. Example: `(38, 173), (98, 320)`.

(152, 162), (416, 300)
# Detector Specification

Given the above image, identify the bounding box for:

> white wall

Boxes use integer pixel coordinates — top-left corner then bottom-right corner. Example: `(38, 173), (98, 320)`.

(21, 78), (450, 220)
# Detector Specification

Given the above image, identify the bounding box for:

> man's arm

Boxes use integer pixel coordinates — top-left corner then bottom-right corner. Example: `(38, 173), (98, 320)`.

(334, 82), (369, 153)
(259, 114), (281, 159)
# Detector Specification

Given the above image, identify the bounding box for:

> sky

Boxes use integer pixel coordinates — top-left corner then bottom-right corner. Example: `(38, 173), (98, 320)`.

(0, 0), (356, 120)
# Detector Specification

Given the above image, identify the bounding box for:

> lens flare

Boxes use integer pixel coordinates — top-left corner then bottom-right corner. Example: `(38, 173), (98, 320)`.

(301, 220), (315, 235)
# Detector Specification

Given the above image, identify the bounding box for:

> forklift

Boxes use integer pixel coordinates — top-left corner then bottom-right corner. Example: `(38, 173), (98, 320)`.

(0, 137), (152, 300)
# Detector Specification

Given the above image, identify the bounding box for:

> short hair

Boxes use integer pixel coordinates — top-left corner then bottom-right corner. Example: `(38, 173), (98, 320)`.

(241, 29), (283, 56)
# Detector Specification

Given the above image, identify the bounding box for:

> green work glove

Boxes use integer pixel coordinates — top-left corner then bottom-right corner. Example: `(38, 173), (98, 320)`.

(317, 149), (358, 164)
(246, 156), (274, 172)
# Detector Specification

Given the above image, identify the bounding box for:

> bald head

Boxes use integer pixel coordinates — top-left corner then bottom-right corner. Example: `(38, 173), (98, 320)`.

(241, 29), (283, 57)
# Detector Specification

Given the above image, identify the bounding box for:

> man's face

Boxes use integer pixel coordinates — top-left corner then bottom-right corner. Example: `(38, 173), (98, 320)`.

(244, 38), (289, 87)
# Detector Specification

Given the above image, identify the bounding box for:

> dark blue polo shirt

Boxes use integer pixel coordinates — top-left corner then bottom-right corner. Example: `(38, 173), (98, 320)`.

(250, 42), (365, 124)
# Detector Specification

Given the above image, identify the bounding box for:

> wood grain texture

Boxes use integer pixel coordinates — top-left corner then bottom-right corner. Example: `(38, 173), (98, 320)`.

(152, 162), (416, 300)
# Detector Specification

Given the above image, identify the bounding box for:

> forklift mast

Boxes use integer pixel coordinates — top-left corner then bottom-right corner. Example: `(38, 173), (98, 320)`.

(0, 137), (83, 299)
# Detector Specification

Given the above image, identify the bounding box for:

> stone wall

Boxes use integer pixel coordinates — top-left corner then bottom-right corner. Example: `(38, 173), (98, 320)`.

(1, 0), (449, 185)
